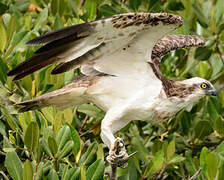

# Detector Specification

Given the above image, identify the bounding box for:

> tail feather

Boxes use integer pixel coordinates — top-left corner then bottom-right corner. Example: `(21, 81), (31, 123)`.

(16, 84), (88, 112)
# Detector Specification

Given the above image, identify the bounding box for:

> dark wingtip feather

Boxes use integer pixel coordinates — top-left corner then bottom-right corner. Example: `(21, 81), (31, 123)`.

(16, 100), (41, 112)
(7, 70), (15, 76)
(26, 23), (92, 45)
(51, 59), (81, 75)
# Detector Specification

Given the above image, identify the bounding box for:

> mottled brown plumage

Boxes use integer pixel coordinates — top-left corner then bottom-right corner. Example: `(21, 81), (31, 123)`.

(150, 35), (205, 97)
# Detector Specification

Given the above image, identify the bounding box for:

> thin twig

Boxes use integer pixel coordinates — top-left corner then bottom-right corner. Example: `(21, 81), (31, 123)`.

(110, 164), (118, 180)
(188, 168), (202, 180)
(79, 115), (89, 133)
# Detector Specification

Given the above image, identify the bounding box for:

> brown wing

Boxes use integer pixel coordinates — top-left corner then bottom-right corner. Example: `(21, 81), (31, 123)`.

(152, 35), (205, 59)
(150, 35), (205, 80)
(149, 35), (205, 97)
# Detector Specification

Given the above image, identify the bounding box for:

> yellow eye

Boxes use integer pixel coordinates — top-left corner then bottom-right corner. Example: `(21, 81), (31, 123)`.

(201, 83), (207, 89)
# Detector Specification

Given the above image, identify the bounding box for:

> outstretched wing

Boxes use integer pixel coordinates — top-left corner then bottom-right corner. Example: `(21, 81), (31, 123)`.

(8, 13), (183, 80)
(150, 34), (205, 80)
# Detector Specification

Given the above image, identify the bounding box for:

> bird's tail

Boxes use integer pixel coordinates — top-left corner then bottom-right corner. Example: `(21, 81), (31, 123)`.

(16, 84), (88, 112)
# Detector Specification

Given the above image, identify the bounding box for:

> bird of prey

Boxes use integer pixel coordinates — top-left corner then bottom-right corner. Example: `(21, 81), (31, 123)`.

(8, 13), (218, 166)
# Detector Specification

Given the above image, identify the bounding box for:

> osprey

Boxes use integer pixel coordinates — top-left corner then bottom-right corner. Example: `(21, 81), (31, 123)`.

(8, 13), (218, 166)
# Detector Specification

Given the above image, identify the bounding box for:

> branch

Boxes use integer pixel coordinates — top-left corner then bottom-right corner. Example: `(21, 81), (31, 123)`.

(188, 168), (202, 180)
(110, 164), (118, 180)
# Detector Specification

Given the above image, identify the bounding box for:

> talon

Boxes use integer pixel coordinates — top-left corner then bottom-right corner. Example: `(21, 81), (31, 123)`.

(106, 138), (136, 168)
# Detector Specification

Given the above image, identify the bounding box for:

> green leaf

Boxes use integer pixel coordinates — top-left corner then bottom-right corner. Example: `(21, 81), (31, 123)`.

(147, 151), (165, 176)
(194, 47), (212, 61)
(0, 21), (7, 51)
(48, 169), (59, 180)
(166, 0), (185, 11)
(166, 140), (175, 161)
(53, 14), (64, 30)
(200, 147), (210, 178)
(51, 0), (59, 15)
(194, 120), (213, 139)
(33, 8), (48, 31)
(85, 0), (97, 21)
(129, 0), (141, 10)
(206, 152), (217, 180)
(40, 138), (53, 157)
(79, 142), (98, 166)
(198, 61), (212, 79)
(7, 15), (17, 45)
(48, 136), (58, 156)
(24, 121), (39, 152)
(56, 125), (71, 152)
(51, 0), (66, 16)
(5, 151), (22, 180)
(192, 3), (208, 28)
(214, 116), (224, 136)
(185, 151), (199, 176)
(131, 136), (149, 163)
(70, 126), (80, 154)
(36, 162), (44, 180)
(207, 98), (219, 121)
(13, 0), (29, 12)
(78, 104), (101, 118)
(98, 4), (119, 17)
(214, 0), (224, 24)
(96, 144), (104, 160)
(63, 167), (80, 180)
(169, 155), (185, 164)
(0, 2), (8, 15)
(58, 140), (74, 160)
(23, 160), (33, 180)
(86, 159), (105, 180)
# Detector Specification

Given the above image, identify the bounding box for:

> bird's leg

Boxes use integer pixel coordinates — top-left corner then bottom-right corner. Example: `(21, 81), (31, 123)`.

(100, 110), (135, 168)
(106, 137), (129, 168)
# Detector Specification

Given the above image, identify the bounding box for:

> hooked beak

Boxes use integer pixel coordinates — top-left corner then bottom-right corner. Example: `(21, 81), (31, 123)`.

(207, 88), (219, 97)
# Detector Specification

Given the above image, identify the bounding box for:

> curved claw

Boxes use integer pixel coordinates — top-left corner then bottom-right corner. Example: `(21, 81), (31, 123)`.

(106, 137), (136, 168)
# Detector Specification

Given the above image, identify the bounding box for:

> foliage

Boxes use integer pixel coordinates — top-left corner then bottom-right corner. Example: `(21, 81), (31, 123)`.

(0, 0), (224, 179)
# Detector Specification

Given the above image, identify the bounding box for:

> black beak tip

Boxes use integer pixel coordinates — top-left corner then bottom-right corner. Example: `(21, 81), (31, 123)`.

(215, 91), (219, 97)
(211, 90), (219, 97)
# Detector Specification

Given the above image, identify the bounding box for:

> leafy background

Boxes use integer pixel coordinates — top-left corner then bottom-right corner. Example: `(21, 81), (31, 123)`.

(0, 0), (224, 179)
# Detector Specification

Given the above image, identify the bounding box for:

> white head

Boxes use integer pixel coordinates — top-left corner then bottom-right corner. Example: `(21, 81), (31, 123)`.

(181, 77), (218, 97)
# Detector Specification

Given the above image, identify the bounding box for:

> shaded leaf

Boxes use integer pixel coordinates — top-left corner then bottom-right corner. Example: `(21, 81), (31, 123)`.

(63, 167), (80, 180)
(194, 47), (212, 61)
(48, 169), (59, 180)
(23, 160), (33, 180)
(5, 151), (22, 180)
(192, 3), (208, 28)
(56, 125), (71, 152)
(48, 136), (58, 156)
(24, 121), (39, 152)
(58, 140), (74, 160)
(206, 152), (217, 180)
(70, 126), (81, 154)
(166, 0), (185, 11)
(86, 159), (105, 180)
(129, 0), (141, 10)
(0, 21), (7, 51)
(33, 8), (48, 31)
(85, 0), (97, 21)
(194, 120), (213, 139)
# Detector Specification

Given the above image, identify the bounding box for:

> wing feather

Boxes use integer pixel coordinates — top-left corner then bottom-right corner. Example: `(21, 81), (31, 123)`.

(151, 35), (205, 59)
(150, 35), (205, 81)
(8, 13), (183, 80)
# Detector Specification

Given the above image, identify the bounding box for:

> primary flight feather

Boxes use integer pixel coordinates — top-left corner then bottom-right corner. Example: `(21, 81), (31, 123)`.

(8, 13), (218, 166)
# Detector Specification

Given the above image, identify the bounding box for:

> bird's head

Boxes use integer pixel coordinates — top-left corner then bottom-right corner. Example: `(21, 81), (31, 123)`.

(180, 77), (218, 98)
